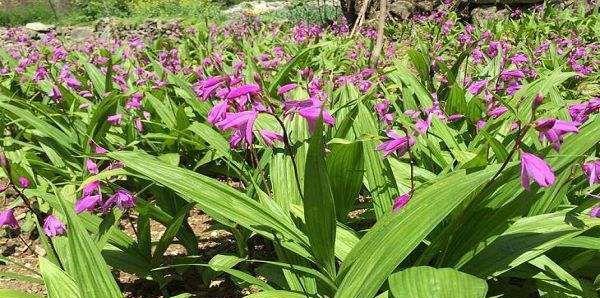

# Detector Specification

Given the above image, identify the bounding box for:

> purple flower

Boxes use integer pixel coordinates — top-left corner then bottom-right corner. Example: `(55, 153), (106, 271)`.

(476, 119), (487, 131)
(277, 83), (297, 95)
(107, 114), (123, 126)
(103, 189), (136, 211)
(34, 66), (48, 81)
(488, 106), (508, 118)
(535, 119), (579, 151)
(259, 130), (283, 147)
(510, 53), (528, 65)
(590, 206), (600, 218)
(226, 84), (260, 100)
(49, 86), (62, 103)
(134, 118), (144, 132)
(487, 41), (500, 58)
(500, 69), (525, 81)
(215, 111), (259, 147)
(415, 118), (430, 135)
(568, 98), (600, 125)
(18, 176), (30, 188)
(471, 48), (484, 64)
(83, 180), (101, 196)
(91, 142), (108, 155)
(194, 76), (225, 100)
(43, 215), (66, 237)
(582, 160), (600, 186)
(375, 100), (394, 126)
(393, 193), (411, 211)
(86, 159), (99, 174)
(207, 100), (228, 124)
(377, 130), (415, 157)
(0, 209), (19, 229)
(297, 105), (336, 133)
(467, 79), (487, 95)
(520, 152), (556, 191)
(125, 92), (143, 110)
(75, 194), (102, 214)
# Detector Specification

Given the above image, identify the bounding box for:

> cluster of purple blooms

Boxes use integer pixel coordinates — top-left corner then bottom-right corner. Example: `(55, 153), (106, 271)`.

(0, 176), (67, 237)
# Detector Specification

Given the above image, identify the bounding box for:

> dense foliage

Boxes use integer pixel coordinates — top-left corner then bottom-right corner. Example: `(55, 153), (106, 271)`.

(0, 4), (599, 298)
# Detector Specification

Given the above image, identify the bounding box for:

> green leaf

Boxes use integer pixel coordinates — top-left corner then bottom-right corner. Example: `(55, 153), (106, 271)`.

(83, 62), (106, 95)
(335, 166), (499, 298)
(152, 203), (193, 263)
(459, 208), (600, 277)
(352, 103), (398, 219)
(39, 257), (81, 298)
(303, 120), (336, 276)
(327, 140), (364, 222)
(55, 185), (123, 298)
(0, 100), (76, 150)
(0, 289), (43, 298)
(388, 266), (487, 298)
(109, 151), (311, 259)
(558, 236), (600, 250)
(270, 151), (302, 209)
(146, 92), (177, 129)
(245, 290), (316, 298)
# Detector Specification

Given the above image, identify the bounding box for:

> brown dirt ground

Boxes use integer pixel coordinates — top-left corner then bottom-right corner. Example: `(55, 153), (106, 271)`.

(0, 208), (253, 298)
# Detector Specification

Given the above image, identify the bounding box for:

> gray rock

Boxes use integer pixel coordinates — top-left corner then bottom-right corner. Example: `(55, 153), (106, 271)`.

(224, 1), (291, 16)
(70, 26), (95, 41)
(25, 22), (55, 33)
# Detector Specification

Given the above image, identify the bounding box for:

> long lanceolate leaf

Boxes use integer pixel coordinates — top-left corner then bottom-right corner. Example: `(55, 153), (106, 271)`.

(108, 151), (312, 258)
(55, 185), (123, 298)
(327, 140), (364, 222)
(388, 266), (488, 298)
(0, 99), (77, 151)
(39, 257), (81, 298)
(335, 166), (499, 298)
(303, 121), (336, 276)
(459, 208), (600, 278)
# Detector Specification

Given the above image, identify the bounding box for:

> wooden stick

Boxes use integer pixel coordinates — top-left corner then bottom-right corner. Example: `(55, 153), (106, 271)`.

(369, 0), (388, 67)
(351, 0), (372, 37)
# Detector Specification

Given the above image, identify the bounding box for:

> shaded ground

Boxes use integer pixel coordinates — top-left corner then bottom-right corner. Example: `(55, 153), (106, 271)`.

(0, 208), (251, 298)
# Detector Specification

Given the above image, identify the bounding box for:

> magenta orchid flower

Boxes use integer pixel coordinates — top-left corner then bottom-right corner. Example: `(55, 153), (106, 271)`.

(49, 86), (62, 102)
(277, 83), (297, 95)
(535, 119), (578, 151)
(125, 92), (143, 110)
(18, 176), (30, 188)
(75, 194), (102, 214)
(226, 84), (260, 100)
(215, 110), (259, 147)
(259, 130), (284, 147)
(393, 193), (411, 211)
(590, 206), (600, 218)
(107, 114), (123, 126)
(520, 151), (555, 191)
(0, 209), (19, 229)
(86, 159), (99, 174)
(207, 100), (229, 125)
(377, 130), (415, 157)
(297, 105), (336, 133)
(582, 160), (600, 186)
(467, 79), (487, 95)
(83, 180), (101, 196)
(102, 189), (136, 212)
(43, 215), (66, 237)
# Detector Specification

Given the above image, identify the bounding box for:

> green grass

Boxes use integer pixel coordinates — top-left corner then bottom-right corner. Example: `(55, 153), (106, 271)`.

(0, 2), (57, 26)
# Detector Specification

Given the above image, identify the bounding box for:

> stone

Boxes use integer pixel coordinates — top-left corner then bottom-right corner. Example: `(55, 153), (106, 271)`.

(25, 22), (55, 33)
(69, 26), (95, 41)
